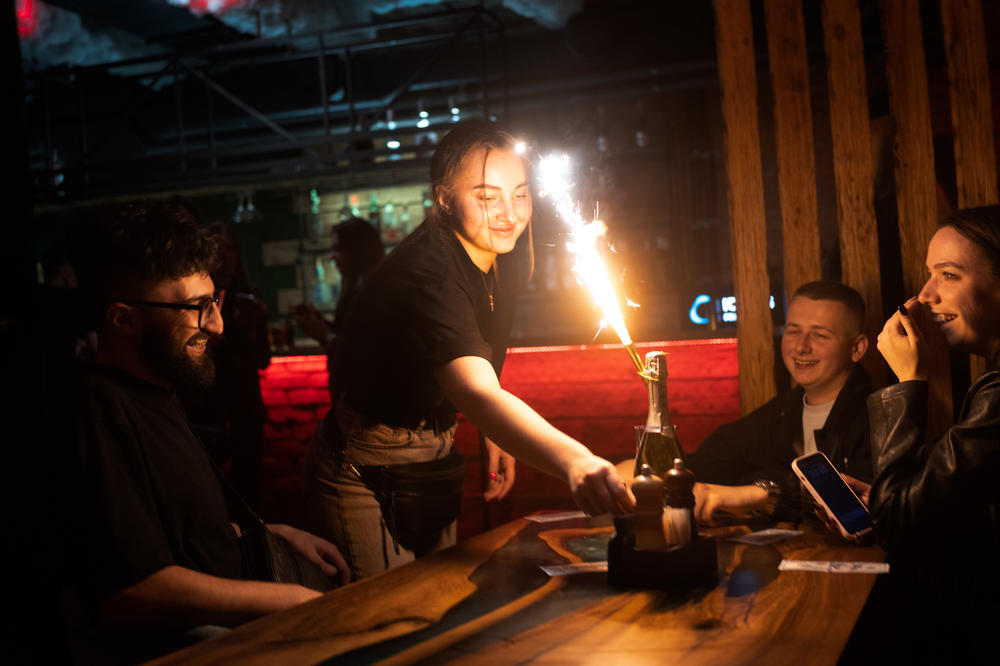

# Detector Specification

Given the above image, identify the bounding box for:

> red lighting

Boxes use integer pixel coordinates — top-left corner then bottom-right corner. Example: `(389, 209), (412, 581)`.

(173, 0), (246, 15)
(17, 0), (37, 38)
(506, 338), (738, 355)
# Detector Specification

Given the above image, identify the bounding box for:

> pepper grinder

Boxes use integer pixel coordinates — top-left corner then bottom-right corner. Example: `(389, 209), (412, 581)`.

(662, 458), (696, 548)
(632, 464), (668, 551)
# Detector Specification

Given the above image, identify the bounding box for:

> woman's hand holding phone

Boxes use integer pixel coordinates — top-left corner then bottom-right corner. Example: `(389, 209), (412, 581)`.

(792, 452), (873, 541)
(813, 474), (872, 544)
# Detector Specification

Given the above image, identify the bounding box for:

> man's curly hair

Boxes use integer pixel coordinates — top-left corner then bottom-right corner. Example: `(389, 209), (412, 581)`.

(74, 199), (219, 324)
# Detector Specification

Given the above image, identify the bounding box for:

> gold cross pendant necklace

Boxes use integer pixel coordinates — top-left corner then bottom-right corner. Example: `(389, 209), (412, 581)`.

(482, 271), (495, 312)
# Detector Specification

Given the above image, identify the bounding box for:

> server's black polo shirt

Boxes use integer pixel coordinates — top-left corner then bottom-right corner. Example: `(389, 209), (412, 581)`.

(335, 220), (527, 430)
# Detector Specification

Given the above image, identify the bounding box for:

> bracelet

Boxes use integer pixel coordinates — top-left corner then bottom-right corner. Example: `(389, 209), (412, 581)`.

(751, 479), (781, 517)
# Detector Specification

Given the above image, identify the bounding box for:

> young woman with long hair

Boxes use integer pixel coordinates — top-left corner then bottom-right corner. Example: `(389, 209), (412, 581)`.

(304, 120), (634, 578)
(842, 205), (1000, 662)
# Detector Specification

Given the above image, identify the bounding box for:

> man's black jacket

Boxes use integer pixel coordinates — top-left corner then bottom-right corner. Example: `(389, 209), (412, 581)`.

(687, 364), (874, 519)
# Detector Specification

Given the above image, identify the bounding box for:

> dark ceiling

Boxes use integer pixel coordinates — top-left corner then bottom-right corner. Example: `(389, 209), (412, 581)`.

(18, 0), (726, 203)
(19, 0), (995, 205)
(38, 0), (242, 48)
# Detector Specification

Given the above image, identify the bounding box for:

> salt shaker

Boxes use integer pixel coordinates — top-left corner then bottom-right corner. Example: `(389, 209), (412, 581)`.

(662, 458), (696, 547)
(632, 464), (668, 551)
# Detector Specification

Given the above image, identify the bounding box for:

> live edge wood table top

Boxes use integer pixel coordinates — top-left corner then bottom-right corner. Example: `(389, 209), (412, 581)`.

(150, 516), (885, 666)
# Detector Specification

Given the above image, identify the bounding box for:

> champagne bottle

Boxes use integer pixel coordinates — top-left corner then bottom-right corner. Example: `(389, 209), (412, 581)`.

(635, 351), (685, 478)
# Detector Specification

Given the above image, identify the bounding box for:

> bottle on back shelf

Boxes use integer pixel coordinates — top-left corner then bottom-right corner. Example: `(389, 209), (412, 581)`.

(369, 193), (381, 233)
(634, 350), (685, 479)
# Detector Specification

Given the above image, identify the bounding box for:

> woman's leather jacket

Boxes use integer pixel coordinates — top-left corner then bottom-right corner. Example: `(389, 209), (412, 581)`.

(867, 370), (1000, 616)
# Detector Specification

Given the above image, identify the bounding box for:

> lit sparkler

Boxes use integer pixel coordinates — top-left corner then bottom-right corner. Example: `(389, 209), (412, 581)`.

(536, 153), (646, 377)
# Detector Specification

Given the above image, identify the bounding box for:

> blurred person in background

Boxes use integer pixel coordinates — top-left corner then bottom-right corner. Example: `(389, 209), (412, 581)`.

(36, 240), (98, 380)
(294, 216), (384, 400)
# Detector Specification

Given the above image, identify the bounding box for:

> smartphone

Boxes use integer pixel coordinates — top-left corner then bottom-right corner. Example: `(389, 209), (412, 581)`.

(791, 452), (872, 538)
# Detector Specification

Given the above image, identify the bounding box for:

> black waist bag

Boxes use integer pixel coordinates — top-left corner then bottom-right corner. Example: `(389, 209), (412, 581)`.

(357, 449), (465, 555)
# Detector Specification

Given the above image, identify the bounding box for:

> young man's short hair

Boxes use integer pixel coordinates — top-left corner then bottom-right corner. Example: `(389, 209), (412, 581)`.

(74, 199), (219, 324)
(790, 280), (866, 334)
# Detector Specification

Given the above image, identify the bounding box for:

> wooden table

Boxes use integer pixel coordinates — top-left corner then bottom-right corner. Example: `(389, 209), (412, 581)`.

(150, 515), (885, 665)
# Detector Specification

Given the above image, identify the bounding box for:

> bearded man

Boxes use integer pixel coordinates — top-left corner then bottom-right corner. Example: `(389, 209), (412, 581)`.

(58, 200), (348, 664)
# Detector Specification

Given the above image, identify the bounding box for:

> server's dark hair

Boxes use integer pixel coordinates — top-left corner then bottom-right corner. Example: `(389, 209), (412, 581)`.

(791, 280), (866, 334)
(74, 199), (218, 323)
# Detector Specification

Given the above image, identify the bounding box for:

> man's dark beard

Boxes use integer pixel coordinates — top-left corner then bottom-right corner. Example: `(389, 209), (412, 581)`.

(139, 325), (216, 389)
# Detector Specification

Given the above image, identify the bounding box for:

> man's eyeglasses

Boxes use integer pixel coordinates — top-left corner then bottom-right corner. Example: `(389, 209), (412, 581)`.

(124, 293), (224, 331)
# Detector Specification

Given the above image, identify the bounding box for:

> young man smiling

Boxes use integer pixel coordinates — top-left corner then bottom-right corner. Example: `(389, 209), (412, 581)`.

(56, 201), (349, 664)
(687, 281), (874, 523)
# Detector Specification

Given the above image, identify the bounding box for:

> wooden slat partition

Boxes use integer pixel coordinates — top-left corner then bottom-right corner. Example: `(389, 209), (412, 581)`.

(941, 0), (999, 207)
(820, 0), (886, 386)
(713, 0), (776, 415)
(882, 0), (953, 431)
(940, 0), (999, 381)
(883, 0), (942, 293)
(765, 0), (822, 297)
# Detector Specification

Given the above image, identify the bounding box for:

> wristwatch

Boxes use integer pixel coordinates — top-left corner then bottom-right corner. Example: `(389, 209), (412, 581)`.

(751, 479), (781, 517)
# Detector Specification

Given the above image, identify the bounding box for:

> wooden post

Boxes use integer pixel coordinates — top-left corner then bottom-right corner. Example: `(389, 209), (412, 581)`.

(940, 0), (999, 381)
(820, 0), (886, 386)
(883, 0), (941, 294)
(765, 0), (822, 298)
(882, 0), (952, 430)
(713, 0), (776, 414)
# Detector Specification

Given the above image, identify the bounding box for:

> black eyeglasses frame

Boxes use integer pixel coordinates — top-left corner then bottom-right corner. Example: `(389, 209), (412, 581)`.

(124, 294), (223, 331)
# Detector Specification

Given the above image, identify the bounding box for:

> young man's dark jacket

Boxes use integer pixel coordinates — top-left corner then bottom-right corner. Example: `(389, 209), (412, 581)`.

(687, 364), (874, 519)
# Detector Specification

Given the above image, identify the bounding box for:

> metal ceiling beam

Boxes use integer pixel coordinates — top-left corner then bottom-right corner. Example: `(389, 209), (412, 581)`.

(27, 4), (726, 204)
(78, 60), (174, 165)
(23, 6), (502, 80)
(362, 12), (483, 131)
(182, 63), (298, 143)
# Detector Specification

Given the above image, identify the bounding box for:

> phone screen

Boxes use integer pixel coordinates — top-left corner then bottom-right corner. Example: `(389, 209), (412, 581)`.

(796, 453), (872, 534)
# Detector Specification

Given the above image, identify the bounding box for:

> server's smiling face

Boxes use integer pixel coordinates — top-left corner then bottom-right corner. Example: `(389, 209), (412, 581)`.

(918, 225), (1000, 355)
(781, 296), (866, 404)
(445, 146), (531, 272)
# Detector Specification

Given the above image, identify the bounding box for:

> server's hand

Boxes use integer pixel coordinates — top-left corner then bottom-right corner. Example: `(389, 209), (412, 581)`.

(567, 455), (635, 516)
(483, 437), (516, 501)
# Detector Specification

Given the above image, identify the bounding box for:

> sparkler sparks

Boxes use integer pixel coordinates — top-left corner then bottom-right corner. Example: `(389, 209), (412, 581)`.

(536, 153), (646, 377)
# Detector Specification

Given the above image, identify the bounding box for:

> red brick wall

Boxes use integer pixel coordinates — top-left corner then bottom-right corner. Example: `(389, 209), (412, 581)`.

(258, 356), (330, 523)
(258, 339), (740, 537)
(480, 339), (741, 528)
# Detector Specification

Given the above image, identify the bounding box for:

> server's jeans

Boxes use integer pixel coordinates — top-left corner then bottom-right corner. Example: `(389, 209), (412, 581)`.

(304, 401), (457, 580)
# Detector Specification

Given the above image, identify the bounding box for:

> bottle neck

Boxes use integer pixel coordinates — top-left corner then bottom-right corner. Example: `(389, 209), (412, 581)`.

(646, 377), (668, 428)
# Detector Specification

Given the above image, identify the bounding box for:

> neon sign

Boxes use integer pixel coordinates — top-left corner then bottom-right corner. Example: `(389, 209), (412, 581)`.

(688, 294), (712, 325)
(689, 294), (776, 325)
